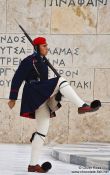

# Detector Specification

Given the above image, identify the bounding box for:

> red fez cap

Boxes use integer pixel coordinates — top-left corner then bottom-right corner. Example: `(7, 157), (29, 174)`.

(32, 37), (47, 46)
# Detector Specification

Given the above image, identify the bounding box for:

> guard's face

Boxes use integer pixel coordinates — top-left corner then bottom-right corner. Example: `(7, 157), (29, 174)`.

(39, 43), (48, 56)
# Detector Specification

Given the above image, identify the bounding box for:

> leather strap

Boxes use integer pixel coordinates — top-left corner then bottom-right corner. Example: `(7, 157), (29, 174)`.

(30, 131), (46, 142)
(36, 131), (46, 137)
(59, 80), (68, 88)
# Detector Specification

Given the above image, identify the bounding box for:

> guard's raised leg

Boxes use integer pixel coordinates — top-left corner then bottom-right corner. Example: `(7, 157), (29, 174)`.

(56, 77), (101, 114)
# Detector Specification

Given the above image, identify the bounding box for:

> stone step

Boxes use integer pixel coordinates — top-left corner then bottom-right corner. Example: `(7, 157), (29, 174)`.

(51, 142), (110, 170)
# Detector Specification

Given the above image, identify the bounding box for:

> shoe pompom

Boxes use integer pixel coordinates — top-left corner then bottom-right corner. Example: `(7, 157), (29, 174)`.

(41, 161), (52, 172)
(91, 100), (101, 108)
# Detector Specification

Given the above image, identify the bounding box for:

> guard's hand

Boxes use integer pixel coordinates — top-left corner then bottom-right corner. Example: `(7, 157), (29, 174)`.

(8, 100), (16, 109)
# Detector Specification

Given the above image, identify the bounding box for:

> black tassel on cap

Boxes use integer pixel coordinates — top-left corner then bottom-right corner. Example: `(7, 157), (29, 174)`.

(90, 100), (101, 109)
(41, 161), (52, 172)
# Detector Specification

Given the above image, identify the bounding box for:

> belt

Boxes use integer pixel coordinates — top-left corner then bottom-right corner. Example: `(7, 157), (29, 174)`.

(25, 79), (40, 83)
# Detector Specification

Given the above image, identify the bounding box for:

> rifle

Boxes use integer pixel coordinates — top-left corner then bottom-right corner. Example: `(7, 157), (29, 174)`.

(15, 19), (61, 78)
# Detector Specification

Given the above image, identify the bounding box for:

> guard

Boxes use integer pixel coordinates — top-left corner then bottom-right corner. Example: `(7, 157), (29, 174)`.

(8, 37), (101, 173)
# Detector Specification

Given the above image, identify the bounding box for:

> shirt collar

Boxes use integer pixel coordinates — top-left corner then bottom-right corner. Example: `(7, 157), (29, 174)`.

(33, 51), (45, 61)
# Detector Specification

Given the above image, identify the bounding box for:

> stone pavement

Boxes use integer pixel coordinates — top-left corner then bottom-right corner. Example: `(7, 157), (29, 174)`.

(0, 143), (110, 175)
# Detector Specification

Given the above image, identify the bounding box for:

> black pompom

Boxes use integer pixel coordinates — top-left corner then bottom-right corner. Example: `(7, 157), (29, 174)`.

(91, 100), (101, 109)
(41, 161), (52, 172)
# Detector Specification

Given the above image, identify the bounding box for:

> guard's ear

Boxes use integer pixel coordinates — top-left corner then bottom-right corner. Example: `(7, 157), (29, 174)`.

(34, 45), (38, 52)
(34, 45), (40, 55)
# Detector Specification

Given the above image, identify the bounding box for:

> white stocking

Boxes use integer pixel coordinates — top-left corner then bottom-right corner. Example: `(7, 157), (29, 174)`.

(56, 77), (85, 107)
(29, 101), (50, 165)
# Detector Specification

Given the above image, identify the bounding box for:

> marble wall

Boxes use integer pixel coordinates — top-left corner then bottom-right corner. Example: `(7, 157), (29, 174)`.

(0, 0), (110, 144)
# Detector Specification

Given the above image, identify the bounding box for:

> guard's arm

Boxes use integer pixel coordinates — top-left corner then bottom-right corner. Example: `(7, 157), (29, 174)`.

(9, 57), (32, 100)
